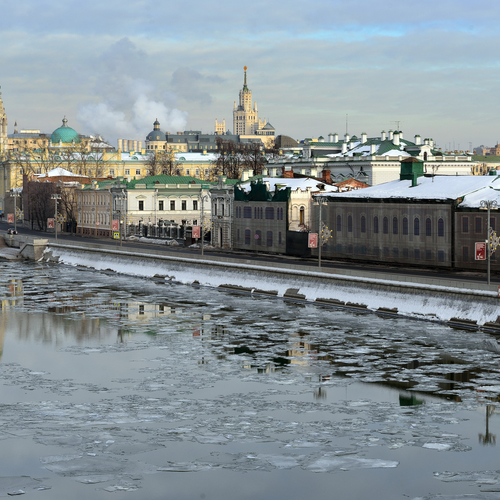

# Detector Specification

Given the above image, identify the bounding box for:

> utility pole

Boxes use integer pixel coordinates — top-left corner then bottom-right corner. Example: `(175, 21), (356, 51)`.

(51, 193), (61, 240)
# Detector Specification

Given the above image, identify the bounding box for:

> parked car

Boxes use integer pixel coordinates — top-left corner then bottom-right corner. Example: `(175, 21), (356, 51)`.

(7, 228), (17, 235)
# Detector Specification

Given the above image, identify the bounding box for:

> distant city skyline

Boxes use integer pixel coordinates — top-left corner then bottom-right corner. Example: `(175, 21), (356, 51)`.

(1, 0), (499, 149)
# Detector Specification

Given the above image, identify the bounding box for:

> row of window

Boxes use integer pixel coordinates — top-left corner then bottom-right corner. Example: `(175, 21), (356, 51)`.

(461, 216), (496, 233)
(236, 229), (284, 247)
(235, 206), (285, 220)
(337, 215), (445, 237)
(138, 200), (199, 211)
(334, 244), (448, 262)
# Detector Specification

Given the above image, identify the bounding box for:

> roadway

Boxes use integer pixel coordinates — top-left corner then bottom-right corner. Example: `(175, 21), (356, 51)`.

(1, 220), (497, 287)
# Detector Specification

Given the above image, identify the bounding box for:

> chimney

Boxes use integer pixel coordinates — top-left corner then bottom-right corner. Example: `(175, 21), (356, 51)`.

(429, 138), (434, 148)
(399, 131), (403, 140)
(388, 130), (394, 140)
(361, 132), (367, 144)
(344, 133), (350, 143)
(321, 169), (332, 184)
(334, 133), (339, 142)
(370, 143), (377, 154)
(381, 130), (386, 141)
(328, 133), (334, 142)
(414, 135), (421, 145)
(342, 142), (348, 154)
(393, 132), (400, 146)
(283, 167), (294, 178)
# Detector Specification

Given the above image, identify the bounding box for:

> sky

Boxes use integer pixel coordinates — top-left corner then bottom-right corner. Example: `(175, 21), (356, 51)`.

(1, 0), (499, 151)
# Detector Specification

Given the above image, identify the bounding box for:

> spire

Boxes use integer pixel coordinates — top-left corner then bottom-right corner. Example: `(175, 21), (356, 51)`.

(243, 65), (248, 92)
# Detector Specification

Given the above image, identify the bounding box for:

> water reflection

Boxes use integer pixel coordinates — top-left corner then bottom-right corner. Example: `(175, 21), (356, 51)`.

(479, 405), (496, 445)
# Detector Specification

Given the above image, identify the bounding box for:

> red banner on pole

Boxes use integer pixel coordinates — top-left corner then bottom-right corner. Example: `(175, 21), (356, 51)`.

(192, 225), (201, 238)
(47, 218), (54, 229)
(112, 219), (119, 231)
(7, 213), (13, 223)
(308, 233), (318, 248)
(475, 241), (486, 260)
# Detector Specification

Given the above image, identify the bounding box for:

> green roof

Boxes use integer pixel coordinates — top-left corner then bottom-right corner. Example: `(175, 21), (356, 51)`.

(51, 117), (80, 144)
(127, 174), (204, 188)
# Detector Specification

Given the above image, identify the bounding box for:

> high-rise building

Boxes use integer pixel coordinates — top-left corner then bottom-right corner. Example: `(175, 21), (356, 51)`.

(232, 66), (267, 136)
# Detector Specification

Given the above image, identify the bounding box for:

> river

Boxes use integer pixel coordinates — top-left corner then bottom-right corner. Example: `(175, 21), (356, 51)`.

(1, 259), (500, 499)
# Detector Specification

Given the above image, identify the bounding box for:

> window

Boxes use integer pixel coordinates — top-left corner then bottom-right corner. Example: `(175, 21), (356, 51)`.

(475, 217), (482, 234)
(393, 217), (398, 235)
(438, 218), (444, 237)
(463, 246), (469, 262)
(426, 250), (432, 261)
(266, 231), (273, 247)
(136, 169), (141, 175)
(265, 207), (274, 220)
(403, 248), (409, 258)
(414, 217), (420, 236)
(159, 200), (164, 211)
(337, 215), (342, 232)
(462, 216), (469, 233)
(109, 169), (114, 177)
(182, 200), (187, 211)
(244, 206), (252, 218)
(360, 216), (366, 233)
(403, 217), (408, 235)
(245, 229), (251, 245)
(426, 218), (432, 236)
(373, 216), (379, 234)
(392, 248), (399, 258)
(255, 230), (262, 245)
(186, 169), (190, 176)
(347, 215), (353, 232)
(138, 200), (144, 211)
(414, 249), (420, 260)
(383, 217), (389, 234)
(170, 200), (175, 210)
(193, 200), (198, 210)
(438, 250), (445, 262)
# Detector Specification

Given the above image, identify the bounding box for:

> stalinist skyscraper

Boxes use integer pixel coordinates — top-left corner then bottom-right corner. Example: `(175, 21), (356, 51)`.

(0, 87), (7, 152)
(232, 66), (266, 136)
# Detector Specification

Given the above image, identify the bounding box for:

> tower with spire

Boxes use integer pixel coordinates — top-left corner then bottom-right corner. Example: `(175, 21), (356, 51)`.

(0, 86), (8, 153)
(233, 66), (261, 135)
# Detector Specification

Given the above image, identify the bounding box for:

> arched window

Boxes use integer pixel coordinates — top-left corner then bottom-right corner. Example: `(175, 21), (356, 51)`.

(266, 231), (273, 247)
(336, 215), (342, 232)
(426, 218), (432, 236)
(348, 215), (353, 232)
(360, 216), (366, 233)
(383, 217), (389, 234)
(393, 217), (398, 235)
(403, 217), (408, 235)
(255, 230), (262, 245)
(373, 216), (379, 234)
(299, 207), (305, 225)
(245, 229), (251, 245)
(438, 218), (444, 237)
(414, 217), (420, 236)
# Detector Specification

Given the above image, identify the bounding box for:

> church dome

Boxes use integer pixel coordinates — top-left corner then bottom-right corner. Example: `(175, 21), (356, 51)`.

(51, 117), (80, 144)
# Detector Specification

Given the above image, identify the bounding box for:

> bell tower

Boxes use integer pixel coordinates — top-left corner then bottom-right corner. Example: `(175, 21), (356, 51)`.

(233, 66), (258, 135)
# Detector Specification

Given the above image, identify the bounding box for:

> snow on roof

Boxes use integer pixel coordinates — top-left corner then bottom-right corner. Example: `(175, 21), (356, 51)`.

(459, 180), (500, 208)
(317, 175), (500, 202)
(175, 152), (217, 161)
(239, 177), (338, 193)
(37, 167), (86, 178)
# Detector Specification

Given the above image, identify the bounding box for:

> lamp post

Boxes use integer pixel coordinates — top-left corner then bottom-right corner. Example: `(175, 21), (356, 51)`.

(199, 193), (210, 256)
(315, 197), (329, 269)
(10, 190), (20, 234)
(51, 193), (61, 241)
(480, 200), (498, 285)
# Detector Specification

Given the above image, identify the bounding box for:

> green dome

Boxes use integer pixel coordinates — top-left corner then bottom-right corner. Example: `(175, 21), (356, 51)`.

(51, 117), (80, 144)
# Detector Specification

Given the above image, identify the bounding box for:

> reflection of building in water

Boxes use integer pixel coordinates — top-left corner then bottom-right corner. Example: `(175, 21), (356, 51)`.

(286, 332), (318, 366)
(479, 405), (496, 445)
(108, 302), (178, 322)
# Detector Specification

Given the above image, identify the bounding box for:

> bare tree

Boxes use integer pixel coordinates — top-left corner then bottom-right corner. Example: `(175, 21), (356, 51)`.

(24, 180), (55, 231)
(241, 142), (266, 175)
(213, 138), (245, 179)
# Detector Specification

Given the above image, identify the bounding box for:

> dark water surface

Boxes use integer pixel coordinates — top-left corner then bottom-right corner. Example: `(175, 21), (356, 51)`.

(1, 260), (500, 499)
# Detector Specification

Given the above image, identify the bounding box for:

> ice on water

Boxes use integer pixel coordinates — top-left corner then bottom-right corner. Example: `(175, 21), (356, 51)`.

(1, 260), (500, 498)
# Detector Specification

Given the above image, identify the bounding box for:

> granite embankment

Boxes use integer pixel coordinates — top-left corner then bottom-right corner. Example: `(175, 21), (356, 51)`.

(3, 234), (500, 331)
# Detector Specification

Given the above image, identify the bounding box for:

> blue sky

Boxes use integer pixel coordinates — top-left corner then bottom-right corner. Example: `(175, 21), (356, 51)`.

(1, 0), (499, 150)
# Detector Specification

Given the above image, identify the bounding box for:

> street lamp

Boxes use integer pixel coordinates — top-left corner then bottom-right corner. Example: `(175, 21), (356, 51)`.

(199, 193), (210, 256)
(10, 190), (20, 234)
(51, 193), (61, 241)
(314, 197), (329, 269)
(480, 199), (498, 285)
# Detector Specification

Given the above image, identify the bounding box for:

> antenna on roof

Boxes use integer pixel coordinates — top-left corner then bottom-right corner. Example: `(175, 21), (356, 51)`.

(391, 120), (402, 131)
(346, 114), (348, 135)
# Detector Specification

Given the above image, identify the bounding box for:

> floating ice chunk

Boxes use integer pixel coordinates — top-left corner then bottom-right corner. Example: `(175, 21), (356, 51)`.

(423, 443), (452, 451)
(308, 455), (399, 473)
